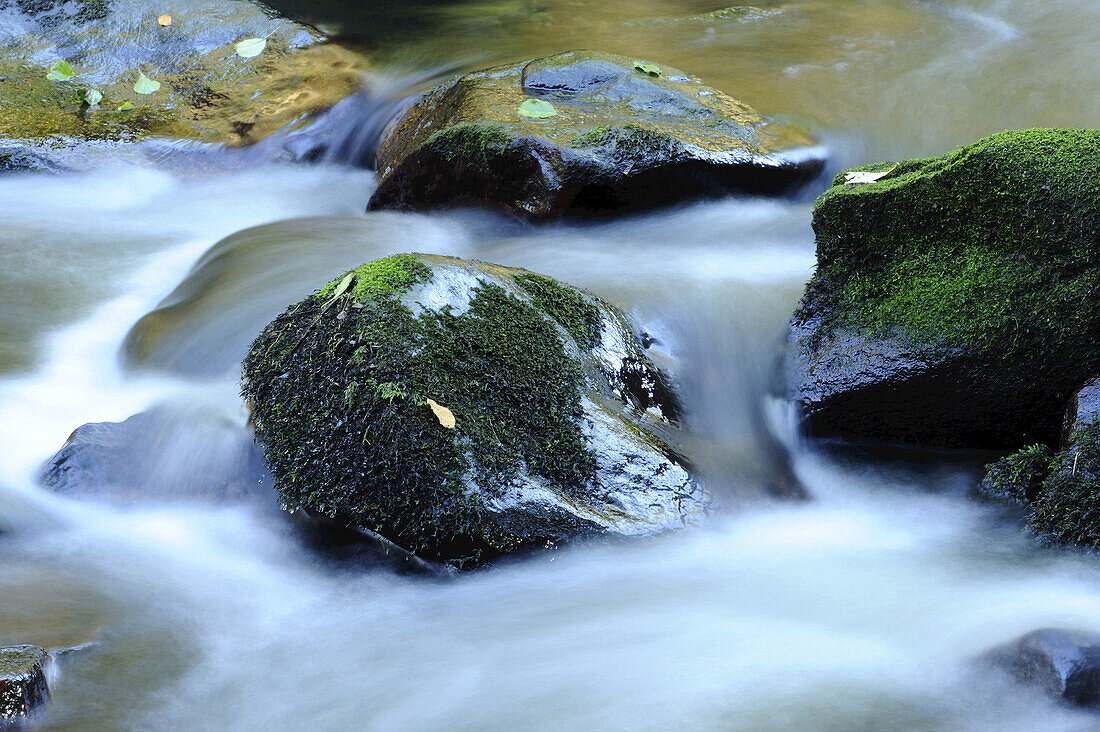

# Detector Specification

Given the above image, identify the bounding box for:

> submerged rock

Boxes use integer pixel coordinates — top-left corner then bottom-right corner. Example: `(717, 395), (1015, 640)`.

(0, 145), (58, 174)
(368, 50), (824, 221)
(788, 129), (1100, 448)
(0, 0), (365, 150)
(243, 254), (710, 568)
(983, 629), (1100, 707)
(0, 645), (49, 726)
(40, 403), (268, 504)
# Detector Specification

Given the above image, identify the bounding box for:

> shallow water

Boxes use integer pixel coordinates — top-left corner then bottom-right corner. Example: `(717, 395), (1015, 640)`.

(3, 0), (1100, 729)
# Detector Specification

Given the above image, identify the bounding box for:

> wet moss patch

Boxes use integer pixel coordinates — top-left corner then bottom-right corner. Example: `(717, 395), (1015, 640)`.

(242, 255), (599, 567)
(515, 272), (603, 349)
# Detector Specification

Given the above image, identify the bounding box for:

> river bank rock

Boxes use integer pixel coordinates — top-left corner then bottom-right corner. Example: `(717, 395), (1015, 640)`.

(980, 377), (1100, 547)
(39, 403), (269, 504)
(367, 51), (824, 221)
(242, 254), (710, 568)
(788, 129), (1100, 448)
(983, 629), (1100, 707)
(0, 645), (49, 726)
(0, 0), (366, 153)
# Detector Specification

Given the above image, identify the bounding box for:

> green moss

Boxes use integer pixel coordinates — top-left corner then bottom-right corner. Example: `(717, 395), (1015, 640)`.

(427, 122), (511, 165)
(811, 129), (1100, 359)
(570, 126), (612, 148)
(1028, 421), (1100, 546)
(317, 253), (431, 303)
(515, 273), (604, 349)
(0, 645), (44, 677)
(980, 443), (1053, 504)
(242, 256), (597, 567)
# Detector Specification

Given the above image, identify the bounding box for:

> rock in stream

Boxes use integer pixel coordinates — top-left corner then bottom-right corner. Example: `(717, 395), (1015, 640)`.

(242, 254), (711, 568)
(369, 50), (825, 221)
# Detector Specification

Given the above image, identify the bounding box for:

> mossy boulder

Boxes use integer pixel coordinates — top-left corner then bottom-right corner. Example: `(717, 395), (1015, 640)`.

(368, 50), (824, 221)
(0, 645), (49, 726)
(978, 378), (1100, 547)
(242, 254), (710, 568)
(0, 0), (366, 152)
(788, 129), (1100, 448)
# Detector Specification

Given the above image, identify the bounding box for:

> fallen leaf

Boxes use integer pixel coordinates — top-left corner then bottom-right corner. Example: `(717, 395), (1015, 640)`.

(330, 273), (354, 300)
(133, 72), (161, 94)
(634, 61), (661, 76)
(235, 37), (267, 58)
(117, 101), (135, 111)
(426, 399), (456, 429)
(157, 14), (172, 26)
(518, 99), (557, 118)
(46, 60), (74, 82)
(843, 163), (898, 185)
(79, 88), (102, 106)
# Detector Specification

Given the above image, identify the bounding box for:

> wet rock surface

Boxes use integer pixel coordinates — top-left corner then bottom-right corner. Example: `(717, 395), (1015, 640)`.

(0, 0), (366, 152)
(40, 403), (269, 504)
(788, 129), (1100, 448)
(983, 629), (1100, 707)
(368, 50), (824, 221)
(243, 253), (711, 568)
(0, 645), (49, 727)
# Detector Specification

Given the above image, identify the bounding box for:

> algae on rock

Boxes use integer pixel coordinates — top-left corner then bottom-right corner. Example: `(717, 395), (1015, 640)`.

(369, 50), (824, 221)
(242, 254), (709, 568)
(0, 0), (366, 149)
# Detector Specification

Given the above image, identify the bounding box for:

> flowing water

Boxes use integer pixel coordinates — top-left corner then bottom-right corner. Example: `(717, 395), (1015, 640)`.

(3, 0), (1100, 729)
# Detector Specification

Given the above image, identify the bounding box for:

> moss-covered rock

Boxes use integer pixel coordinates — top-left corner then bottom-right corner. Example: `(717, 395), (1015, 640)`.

(0, 0), (366, 152)
(979, 444), (1053, 505)
(0, 645), (49, 726)
(788, 129), (1100, 448)
(368, 50), (824, 221)
(242, 254), (709, 568)
(978, 378), (1100, 547)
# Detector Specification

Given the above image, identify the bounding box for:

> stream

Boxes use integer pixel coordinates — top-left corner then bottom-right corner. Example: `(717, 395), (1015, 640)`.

(3, 0), (1100, 729)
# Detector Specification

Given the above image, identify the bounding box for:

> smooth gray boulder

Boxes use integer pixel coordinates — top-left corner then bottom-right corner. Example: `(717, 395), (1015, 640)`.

(983, 629), (1100, 707)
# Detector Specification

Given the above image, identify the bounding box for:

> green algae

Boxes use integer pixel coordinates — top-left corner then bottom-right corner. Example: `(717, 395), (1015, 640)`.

(316, 254), (431, 302)
(981, 443), (1053, 504)
(242, 256), (599, 567)
(812, 129), (1100, 357)
(1028, 421), (1100, 547)
(515, 272), (603, 349)
(427, 122), (512, 165)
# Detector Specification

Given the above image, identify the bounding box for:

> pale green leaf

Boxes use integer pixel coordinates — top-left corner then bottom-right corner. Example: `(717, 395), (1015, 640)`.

(133, 72), (161, 94)
(235, 37), (267, 58)
(633, 61), (661, 76)
(518, 99), (557, 118)
(843, 163), (899, 185)
(331, 273), (354, 300)
(117, 101), (135, 111)
(46, 60), (74, 81)
(80, 88), (103, 106)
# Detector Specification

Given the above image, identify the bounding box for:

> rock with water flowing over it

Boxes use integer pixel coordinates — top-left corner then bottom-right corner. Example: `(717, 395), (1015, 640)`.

(39, 404), (269, 504)
(787, 129), (1100, 449)
(0, 645), (49, 726)
(983, 629), (1100, 707)
(367, 50), (825, 221)
(0, 0), (366, 153)
(242, 254), (711, 569)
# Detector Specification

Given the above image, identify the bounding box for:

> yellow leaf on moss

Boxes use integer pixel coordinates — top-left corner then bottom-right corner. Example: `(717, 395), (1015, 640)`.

(158, 14), (172, 26)
(426, 398), (456, 429)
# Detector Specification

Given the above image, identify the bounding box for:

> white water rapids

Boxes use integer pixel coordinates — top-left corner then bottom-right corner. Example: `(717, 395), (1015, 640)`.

(3, 0), (1100, 729)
